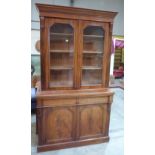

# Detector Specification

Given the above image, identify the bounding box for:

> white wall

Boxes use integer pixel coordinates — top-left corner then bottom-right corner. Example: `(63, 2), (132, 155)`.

(31, 0), (124, 35)
(73, 0), (124, 35)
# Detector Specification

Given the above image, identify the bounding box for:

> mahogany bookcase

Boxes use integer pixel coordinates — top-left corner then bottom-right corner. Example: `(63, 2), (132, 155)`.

(36, 3), (117, 152)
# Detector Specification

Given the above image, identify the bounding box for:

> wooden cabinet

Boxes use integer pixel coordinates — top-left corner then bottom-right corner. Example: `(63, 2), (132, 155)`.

(37, 90), (113, 151)
(36, 3), (117, 152)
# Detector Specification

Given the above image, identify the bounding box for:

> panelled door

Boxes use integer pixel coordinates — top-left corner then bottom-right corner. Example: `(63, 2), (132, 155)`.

(43, 106), (76, 144)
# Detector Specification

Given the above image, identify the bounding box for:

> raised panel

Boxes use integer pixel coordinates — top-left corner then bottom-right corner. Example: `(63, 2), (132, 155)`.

(78, 104), (107, 139)
(44, 107), (76, 144)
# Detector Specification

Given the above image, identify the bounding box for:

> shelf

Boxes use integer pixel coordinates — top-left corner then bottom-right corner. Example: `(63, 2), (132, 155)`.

(50, 50), (74, 53)
(50, 33), (103, 38)
(83, 50), (102, 54)
(115, 56), (121, 58)
(50, 66), (73, 70)
(82, 66), (102, 70)
(82, 78), (102, 86)
(50, 32), (73, 36)
(81, 82), (102, 86)
(49, 81), (73, 87)
(84, 34), (104, 38)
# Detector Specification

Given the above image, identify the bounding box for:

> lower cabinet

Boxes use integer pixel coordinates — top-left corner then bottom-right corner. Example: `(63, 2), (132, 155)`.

(36, 95), (113, 152)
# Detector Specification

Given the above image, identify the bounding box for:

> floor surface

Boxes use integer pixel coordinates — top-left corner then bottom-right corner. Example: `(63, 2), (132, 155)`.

(109, 78), (124, 89)
(31, 88), (124, 155)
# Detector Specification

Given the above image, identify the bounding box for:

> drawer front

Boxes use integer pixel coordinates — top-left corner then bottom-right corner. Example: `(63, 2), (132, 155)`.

(79, 96), (109, 105)
(38, 98), (76, 107)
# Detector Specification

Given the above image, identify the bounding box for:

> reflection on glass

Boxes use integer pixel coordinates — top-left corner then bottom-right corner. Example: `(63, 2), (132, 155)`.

(82, 26), (104, 86)
(49, 23), (74, 88)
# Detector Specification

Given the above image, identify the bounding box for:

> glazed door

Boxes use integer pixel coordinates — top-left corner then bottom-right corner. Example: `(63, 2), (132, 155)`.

(45, 18), (78, 89)
(78, 21), (109, 88)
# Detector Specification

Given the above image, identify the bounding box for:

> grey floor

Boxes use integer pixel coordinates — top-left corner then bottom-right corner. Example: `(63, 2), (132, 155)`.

(31, 88), (124, 155)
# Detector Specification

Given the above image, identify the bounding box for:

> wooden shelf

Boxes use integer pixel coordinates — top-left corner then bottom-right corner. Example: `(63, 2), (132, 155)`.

(81, 82), (102, 86)
(49, 81), (72, 87)
(82, 66), (102, 70)
(50, 33), (103, 38)
(83, 50), (102, 54)
(50, 32), (73, 36)
(84, 34), (104, 38)
(50, 66), (73, 70)
(50, 50), (74, 53)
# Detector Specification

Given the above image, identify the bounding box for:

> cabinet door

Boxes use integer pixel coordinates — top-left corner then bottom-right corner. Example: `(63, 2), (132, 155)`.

(45, 18), (78, 89)
(42, 106), (76, 144)
(77, 98), (108, 140)
(78, 21), (109, 88)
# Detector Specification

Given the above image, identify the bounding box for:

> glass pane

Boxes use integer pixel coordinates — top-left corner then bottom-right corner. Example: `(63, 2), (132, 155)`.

(49, 23), (74, 88)
(82, 26), (104, 86)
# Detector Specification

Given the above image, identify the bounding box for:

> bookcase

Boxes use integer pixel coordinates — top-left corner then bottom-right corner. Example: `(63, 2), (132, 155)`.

(36, 3), (117, 152)
(114, 48), (123, 69)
